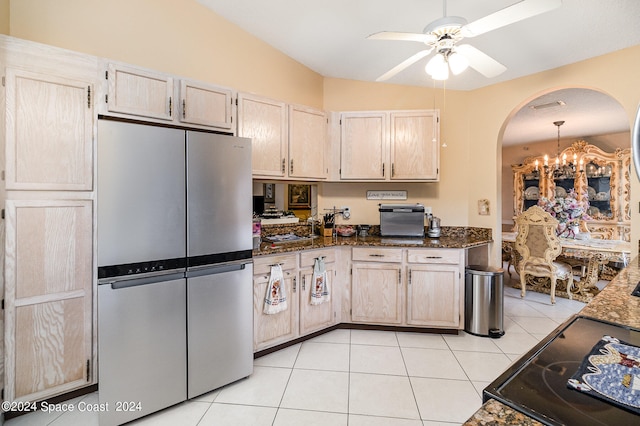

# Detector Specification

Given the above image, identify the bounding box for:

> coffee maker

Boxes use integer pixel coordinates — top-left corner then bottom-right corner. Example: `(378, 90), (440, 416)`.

(426, 214), (441, 238)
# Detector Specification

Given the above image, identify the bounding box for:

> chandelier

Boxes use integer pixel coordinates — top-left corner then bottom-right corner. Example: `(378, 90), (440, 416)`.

(533, 120), (583, 179)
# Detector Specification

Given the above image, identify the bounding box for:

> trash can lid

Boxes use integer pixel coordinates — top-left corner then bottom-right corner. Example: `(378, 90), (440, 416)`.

(465, 264), (504, 276)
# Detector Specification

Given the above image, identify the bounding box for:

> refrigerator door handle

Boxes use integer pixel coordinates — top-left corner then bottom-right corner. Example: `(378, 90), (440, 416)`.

(186, 261), (249, 278)
(103, 271), (186, 290)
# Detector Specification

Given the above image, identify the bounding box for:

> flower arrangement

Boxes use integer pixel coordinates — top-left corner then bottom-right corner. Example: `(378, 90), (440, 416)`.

(537, 189), (591, 238)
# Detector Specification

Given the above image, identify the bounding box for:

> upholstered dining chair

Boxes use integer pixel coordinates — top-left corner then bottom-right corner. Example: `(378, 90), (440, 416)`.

(515, 205), (574, 304)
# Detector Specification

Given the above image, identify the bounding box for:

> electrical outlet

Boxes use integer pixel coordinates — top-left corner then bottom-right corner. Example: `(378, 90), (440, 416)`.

(424, 206), (432, 214)
(341, 206), (351, 219)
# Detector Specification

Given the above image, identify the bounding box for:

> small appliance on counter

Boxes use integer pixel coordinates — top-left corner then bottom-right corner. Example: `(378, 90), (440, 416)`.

(379, 204), (425, 237)
(426, 214), (441, 238)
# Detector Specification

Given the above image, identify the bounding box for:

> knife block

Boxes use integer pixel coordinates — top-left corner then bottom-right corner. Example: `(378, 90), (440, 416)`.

(321, 225), (333, 237)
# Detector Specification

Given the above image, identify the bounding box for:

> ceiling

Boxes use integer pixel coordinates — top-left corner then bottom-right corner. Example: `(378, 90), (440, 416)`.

(198, 0), (640, 144)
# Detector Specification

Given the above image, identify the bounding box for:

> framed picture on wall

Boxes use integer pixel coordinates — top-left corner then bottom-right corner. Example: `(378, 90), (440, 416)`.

(263, 183), (275, 203)
(288, 184), (311, 209)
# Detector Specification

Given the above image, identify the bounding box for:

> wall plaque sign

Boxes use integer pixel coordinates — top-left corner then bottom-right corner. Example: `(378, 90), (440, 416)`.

(366, 190), (408, 200)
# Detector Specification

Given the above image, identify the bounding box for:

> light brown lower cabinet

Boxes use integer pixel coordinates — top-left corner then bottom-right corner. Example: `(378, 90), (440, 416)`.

(253, 249), (337, 351)
(4, 198), (94, 402)
(406, 248), (464, 328)
(299, 249), (336, 335)
(253, 254), (299, 351)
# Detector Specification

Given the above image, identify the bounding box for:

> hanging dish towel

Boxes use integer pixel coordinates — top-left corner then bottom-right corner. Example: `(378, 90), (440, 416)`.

(310, 257), (330, 305)
(264, 264), (288, 314)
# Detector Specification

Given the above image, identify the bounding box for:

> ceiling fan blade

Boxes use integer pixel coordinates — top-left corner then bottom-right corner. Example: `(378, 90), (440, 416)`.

(376, 48), (433, 81)
(460, 0), (561, 38)
(456, 44), (506, 78)
(367, 31), (437, 44)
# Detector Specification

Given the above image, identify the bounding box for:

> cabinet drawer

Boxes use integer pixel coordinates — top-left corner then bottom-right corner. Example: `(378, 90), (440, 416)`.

(253, 254), (297, 275)
(352, 247), (402, 263)
(407, 248), (462, 264)
(300, 249), (335, 268)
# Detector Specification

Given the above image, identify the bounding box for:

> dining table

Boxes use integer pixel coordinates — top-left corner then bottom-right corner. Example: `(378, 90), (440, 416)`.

(502, 232), (631, 299)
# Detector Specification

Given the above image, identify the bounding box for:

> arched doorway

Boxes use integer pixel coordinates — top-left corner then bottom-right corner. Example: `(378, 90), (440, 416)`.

(500, 87), (630, 233)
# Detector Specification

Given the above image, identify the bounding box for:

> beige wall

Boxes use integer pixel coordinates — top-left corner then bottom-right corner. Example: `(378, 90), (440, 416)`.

(7, 1), (640, 261)
(0, 0), (8, 34)
(323, 79), (470, 226)
(7, 0), (324, 108)
(464, 47), (640, 261)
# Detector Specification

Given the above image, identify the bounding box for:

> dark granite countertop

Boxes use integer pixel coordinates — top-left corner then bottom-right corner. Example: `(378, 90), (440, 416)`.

(253, 225), (493, 256)
(464, 255), (640, 425)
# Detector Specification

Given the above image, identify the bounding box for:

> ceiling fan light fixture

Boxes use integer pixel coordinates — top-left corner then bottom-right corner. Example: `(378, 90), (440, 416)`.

(431, 63), (449, 80)
(448, 51), (469, 75)
(425, 53), (445, 76)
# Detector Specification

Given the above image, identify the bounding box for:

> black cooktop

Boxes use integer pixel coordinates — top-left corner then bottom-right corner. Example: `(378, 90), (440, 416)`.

(484, 315), (640, 426)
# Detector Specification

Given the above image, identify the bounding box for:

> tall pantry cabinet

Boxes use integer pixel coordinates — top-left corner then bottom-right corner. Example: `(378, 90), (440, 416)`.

(1, 36), (97, 403)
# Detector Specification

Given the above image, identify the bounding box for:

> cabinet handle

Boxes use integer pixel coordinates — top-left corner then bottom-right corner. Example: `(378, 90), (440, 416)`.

(293, 276), (296, 292)
(282, 158), (286, 173)
(290, 159), (294, 174)
(369, 254), (385, 257)
(392, 163), (395, 177)
(398, 270), (401, 284)
(424, 256), (443, 259)
(302, 275), (306, 290)
(182, 99), (186, 118)
(168, 96), (172, 116)
(408, 269), (412, 285)
(382, 163), (385, 177)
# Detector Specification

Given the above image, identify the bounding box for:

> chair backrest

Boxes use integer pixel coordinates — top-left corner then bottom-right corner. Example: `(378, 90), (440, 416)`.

(515, 205), (562, 264)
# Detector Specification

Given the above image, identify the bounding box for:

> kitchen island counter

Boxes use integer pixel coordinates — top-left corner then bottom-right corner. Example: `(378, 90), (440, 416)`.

(464, 255), (640, 425)
(254, 226), (493, 256)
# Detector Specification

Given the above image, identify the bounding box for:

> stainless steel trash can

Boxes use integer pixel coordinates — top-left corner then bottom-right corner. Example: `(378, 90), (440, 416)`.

(465, 265), (505, 338)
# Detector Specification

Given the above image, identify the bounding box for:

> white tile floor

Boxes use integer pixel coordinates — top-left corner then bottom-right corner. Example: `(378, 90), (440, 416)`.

(7, 279), (587, 426)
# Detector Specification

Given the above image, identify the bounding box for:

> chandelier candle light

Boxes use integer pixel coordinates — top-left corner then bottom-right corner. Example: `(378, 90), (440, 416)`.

(534, 120), (584, 179)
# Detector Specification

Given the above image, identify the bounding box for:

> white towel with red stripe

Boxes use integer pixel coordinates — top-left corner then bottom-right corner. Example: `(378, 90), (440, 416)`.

(310, 257), (330, 305)
(263, 264), (288, 314)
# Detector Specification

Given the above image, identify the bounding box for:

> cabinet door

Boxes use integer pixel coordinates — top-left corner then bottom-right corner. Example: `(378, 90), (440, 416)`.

(288, 105), (327, 179)
(238, 94), (287, 178)
(300, 265), (334, 335)
(5, 68), (93, 190)
(253, 270), (298, 351)
(179, 80), (234, 130)
(340, 112), (386, 180)
(4, 199), (93, 402)
(106, 63), (173, 120)
(407, 265), (460, 328)
(351, 263), (402, 324)
(390, 111), (439, 180)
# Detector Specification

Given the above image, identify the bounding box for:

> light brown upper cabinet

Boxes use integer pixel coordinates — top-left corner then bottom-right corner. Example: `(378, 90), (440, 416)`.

(5, 68), (94, 191)
(105, 62), (174, 121)
(238, 94), (327, 180)
(339, 110), (439, 182)
(340, 112), (387, 180)
(103, 62), (235, 131)
(288, 104), (327, 180)
(178, 80), (234, 130)
(238, 93), (288, 178)
(389, 111), (439, 180)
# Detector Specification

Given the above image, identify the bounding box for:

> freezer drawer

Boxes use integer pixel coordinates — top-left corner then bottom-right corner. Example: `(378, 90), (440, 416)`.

(98, 274), (187, 426)
(187, 262), (254, 398)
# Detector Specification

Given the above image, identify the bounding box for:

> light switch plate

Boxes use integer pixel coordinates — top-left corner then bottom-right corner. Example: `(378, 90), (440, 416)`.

(478, 199), (490, 215)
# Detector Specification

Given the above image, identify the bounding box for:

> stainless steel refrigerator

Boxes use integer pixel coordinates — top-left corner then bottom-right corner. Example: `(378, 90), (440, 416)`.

(97, 120), (253, 426)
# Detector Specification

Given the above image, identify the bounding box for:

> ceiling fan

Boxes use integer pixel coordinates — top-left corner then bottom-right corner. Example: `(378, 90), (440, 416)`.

(368, 0), (562, 81)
